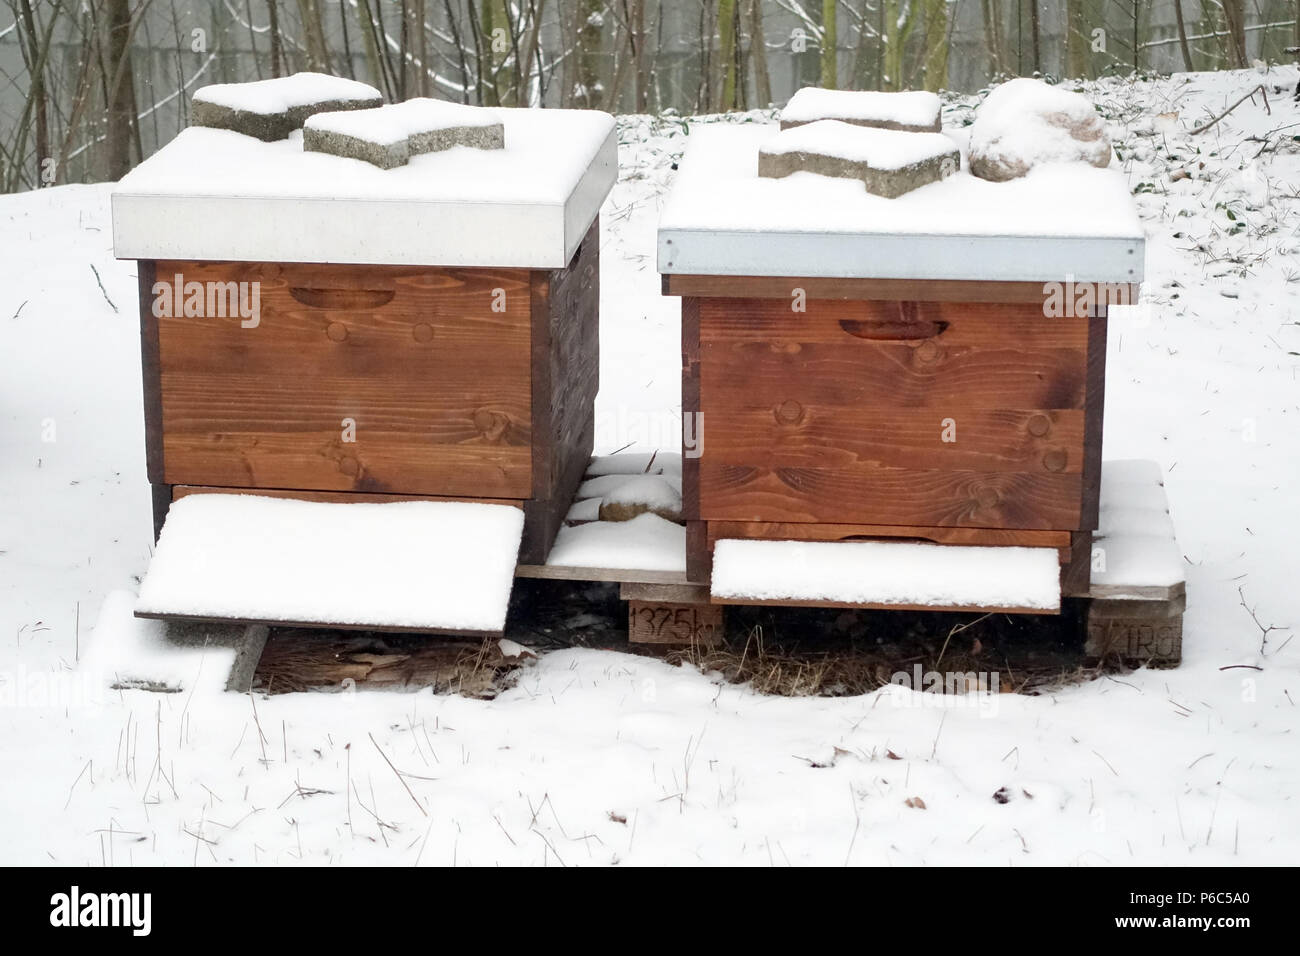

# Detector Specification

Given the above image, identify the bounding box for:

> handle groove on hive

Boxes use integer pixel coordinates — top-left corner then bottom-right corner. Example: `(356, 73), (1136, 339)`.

(838, 304), (949, 341)
(290, 287), (396, 309)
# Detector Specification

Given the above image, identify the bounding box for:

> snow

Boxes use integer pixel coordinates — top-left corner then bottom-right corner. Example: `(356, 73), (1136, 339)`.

(545, 513), (686, 572)
(711, 540), (1061, 611)
(192, 72), (382, 115)
(2, 68), (1300, 865)
(586, 450), (682, 477)
(759, 120), (958, 170)
(1093, 459), (1186, 594)
(658, 122), (1143, 280)
(304, 98), (502, 146)
(967, 77), (1113, 176)
(599, 474), (682, 513)
(80, 591), (236, 695)
(136, 495), (525, 633)
(781, 87), (942, 131)
(111, 108), (616, 268)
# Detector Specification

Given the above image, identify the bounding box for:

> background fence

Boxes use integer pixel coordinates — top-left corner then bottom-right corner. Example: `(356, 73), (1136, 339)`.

(1, 0), (1297, 191)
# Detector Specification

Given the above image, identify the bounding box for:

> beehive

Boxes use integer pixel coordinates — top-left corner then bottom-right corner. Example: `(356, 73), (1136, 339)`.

(114, 104), (616, 565)
(658, 123), (1144, 603)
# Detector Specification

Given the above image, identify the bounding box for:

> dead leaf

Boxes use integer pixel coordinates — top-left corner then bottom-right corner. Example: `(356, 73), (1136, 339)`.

(993, 786), (1012, 804)
(905, 796), (927, 810)
(886, 749), (902, 760)
(608, 811), (627, 825)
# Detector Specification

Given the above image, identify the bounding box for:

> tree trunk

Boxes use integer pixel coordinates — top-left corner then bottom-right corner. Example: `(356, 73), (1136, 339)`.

(577, 0), (604, 108)
(1221, 0), (1248, 68)
(922, 0), (950, 91)
(1029, 0), (1041, 74)
(297, 0), (331, 73)
(820, 0), (837, 88)
(17, 0), (49, 182)
(1066, 0), (1087, 79)
(355, 0), (388, 95)
(267, 0), (284, 77)
(748, 0), (771, 106)
(105, 0), (135, 180)
(718, 0), (738, 108)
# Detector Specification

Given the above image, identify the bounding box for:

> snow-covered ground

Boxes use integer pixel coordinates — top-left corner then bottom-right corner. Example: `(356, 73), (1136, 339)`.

(1, 68), (1297, 865)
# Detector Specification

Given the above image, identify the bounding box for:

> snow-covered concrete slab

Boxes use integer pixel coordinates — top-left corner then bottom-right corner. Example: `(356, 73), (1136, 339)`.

(113, 108), (616, 268)
(711, 540), (1061, 612)
(758, 120), (959, 198)
(136, 495), (524, 634)
(780, 88), (942, 133)
(303, 99), (504, 169)
(658, 123), (1144, 282)
(192, 72), (383, 141)
(1092, 459), (1185, 599)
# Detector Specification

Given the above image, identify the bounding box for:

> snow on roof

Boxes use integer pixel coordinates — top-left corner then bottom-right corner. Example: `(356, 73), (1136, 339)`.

(657, 122), (1144, 281)
(759, 120), (957, 170)
(112, 107), (616, 267)
(193, 72), (381, 115)
(781, 88), (942, 130)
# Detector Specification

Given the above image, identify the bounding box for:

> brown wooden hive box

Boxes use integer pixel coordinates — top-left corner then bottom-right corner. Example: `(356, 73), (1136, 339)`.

(670, 275), (1134, 597)
(138, 216), (600, 565)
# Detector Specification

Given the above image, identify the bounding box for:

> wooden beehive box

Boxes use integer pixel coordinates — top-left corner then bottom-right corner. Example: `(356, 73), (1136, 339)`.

(658, 124), (1145, 602)
(114, 107), (616, 564)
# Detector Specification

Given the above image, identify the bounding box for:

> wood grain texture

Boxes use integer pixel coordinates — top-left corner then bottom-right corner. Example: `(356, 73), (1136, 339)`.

(696, 296), (1091, 529)
(154, 259), (533, 498)
(628, 599), (724, 645)
(685, 519), (710, 584)
(705, 521), (1072, 551)
(1060, 530), (1093, 597)
(666, 274), (1140, 306)
(681, 296), (701, 519)
(1080, 307), (1108, 530)
(171, 485), (521, 507)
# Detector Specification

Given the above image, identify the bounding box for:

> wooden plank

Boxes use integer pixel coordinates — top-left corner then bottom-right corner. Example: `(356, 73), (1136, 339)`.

(685, 519), (711, 583)
(628, 598), (724, 646)
(706, 406), (1085, 474)
(667, 274), (1140, 306)
(1088, 580), (1187, 602)
(702, 334), (1088, 410)
(150, 482), (172, 542)
(153, 259), (533, 497)
(700, 298), (1091, 349)
(705, 520), (1072, 551)
(1060, 530), (1093, 598)
(521, 215), (600, 563)
(698, 464), (1082, 528)
(620, 582), (714, 603)
(134, 610), (500, 638)
(681, 296), (701, 518)
(1084, 594), (1184, 664)
(138, 260), (164, 483)
(513, 564), (690, 585)
(1080, 307), (1108, 530)
(171, 485), (522, 507)
(709, 595), (1060, 615)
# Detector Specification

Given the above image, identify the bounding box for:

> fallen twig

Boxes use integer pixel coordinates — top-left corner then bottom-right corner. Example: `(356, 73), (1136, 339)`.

(1190, 85), (1269, 135)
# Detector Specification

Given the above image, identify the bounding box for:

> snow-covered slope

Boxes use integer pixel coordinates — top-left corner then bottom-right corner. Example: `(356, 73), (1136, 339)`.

(0, 68), (1297, 865)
